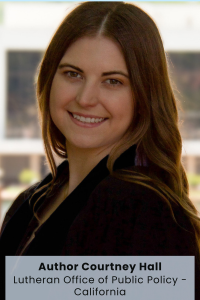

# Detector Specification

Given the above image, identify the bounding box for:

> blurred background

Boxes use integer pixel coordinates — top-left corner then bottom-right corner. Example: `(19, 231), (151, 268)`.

(0, 1), (200, 226)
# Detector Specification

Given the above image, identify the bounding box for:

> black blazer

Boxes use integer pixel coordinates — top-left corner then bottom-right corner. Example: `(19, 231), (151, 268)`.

(1, 145), (200, 297)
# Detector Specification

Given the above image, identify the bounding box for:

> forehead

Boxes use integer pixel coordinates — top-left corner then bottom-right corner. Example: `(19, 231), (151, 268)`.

(60, 36), (128, 72)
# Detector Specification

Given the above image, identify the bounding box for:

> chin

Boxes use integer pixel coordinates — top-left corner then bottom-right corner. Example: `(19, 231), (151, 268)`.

(66, 138), (102, 150)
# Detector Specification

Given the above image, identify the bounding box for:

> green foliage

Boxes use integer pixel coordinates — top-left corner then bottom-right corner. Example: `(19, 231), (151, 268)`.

(19, 169), (40, 184)
(187, 173), (200, 187)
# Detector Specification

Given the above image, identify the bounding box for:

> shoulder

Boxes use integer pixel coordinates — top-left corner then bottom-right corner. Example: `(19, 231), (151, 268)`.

(88, 168), (165, 210)
(1, 183), (39, 233)
(91, 170), (193, 230)
(1, 160), (68, 233)
(66, 169), (197, 255)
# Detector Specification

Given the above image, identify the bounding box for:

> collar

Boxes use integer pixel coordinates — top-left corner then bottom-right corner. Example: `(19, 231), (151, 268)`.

(113, 144), (137, 170)
(0, 144), (137, 246)
(36, 144), (137, 191)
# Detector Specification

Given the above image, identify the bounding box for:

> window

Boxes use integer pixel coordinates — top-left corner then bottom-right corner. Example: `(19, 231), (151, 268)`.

(6, 51), (43, 138)
(168, 52), (200, 139)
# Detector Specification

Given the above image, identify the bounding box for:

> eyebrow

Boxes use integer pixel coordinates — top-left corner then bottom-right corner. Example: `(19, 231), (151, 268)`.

(102, 71), (129, 78)
(58, 63), (129, 78)
(58, 63), (83, 73)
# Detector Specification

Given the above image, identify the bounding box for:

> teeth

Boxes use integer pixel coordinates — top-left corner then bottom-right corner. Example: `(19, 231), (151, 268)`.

(72, 113), (104, 124)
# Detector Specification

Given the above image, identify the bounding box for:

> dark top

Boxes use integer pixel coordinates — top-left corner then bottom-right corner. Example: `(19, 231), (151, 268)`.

(0, 145), (200, 297)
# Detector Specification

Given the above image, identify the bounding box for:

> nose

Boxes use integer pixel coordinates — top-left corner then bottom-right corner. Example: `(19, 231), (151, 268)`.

(76, 81), (98, 107)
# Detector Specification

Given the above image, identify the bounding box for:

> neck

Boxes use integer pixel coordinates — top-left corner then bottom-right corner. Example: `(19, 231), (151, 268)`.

(66, 144), (113, 195)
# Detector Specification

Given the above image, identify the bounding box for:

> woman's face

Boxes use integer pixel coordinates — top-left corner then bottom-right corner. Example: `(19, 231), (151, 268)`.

(50, 36), (134, 153)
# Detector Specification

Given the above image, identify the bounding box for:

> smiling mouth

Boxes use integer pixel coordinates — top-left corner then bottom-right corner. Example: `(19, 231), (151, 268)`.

(69, 112), (106, 124)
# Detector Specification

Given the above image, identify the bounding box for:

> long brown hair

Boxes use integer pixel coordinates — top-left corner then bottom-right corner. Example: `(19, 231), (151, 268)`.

(36, 2), (200, 250)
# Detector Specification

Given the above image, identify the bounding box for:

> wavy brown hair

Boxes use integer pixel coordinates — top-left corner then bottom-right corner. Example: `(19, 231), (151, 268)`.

(36, 2), (200, 251)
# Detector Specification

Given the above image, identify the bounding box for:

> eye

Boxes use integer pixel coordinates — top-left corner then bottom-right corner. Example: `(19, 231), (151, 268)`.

(64, 71), (82, 79)
(105, 79), (122, 86)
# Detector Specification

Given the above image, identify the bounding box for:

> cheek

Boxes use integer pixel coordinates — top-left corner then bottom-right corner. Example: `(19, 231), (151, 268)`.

(49, 78), (58, 110)
(126, 100), (134, 123)
(112, 96), (134, 125)
(49, 82), (64, 125)
(49, 82), (66, 114)
(49, 90), (57, 120)
(50, 78), (77, 112)
(122, 92), (134, 122)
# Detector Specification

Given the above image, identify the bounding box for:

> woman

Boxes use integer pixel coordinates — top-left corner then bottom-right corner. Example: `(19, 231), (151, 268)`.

(1, 1), (200, 295)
